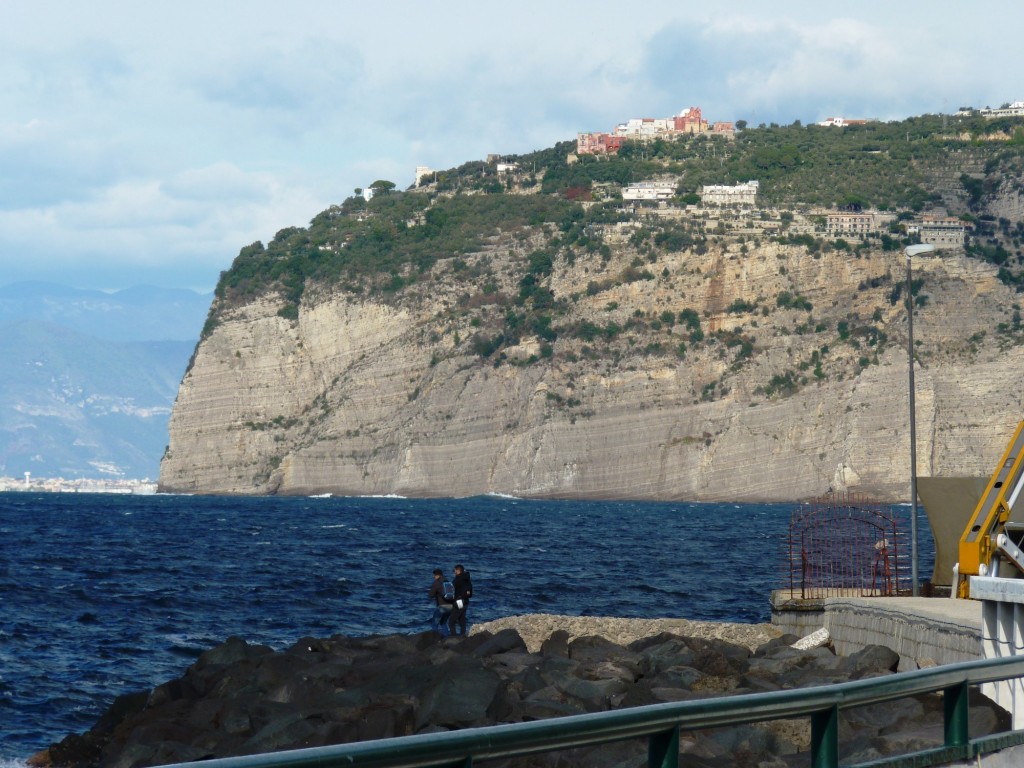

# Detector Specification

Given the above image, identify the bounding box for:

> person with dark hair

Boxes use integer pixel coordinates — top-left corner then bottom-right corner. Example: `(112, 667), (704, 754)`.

(447, 563), (472, 637)
(428, 568), (452, 633)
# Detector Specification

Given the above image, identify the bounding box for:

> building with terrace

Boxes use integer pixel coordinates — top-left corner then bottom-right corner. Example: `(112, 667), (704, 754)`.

(701, 180), (759, 206)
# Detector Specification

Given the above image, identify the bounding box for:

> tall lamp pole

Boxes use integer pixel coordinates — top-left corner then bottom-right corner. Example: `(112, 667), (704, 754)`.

(904, 244), (935, 596)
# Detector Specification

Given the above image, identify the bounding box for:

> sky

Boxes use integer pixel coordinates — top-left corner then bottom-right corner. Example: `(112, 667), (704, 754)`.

(2, 0), (1023, 292)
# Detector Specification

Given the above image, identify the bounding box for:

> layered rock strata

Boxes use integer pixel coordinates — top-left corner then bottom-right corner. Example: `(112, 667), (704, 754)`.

(159, 222), (1024, 501)
(161, 239), (1024, 501)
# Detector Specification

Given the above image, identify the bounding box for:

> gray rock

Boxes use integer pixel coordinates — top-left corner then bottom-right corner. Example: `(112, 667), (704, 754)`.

(647, 665), (704, 690)
(484, 680), (520, 722)
(854, 723), (945, 763)
(580, 659), (638, 683)
(745, 645), (848, 689)
(631, 634), (697, 675)
(616, 680), (664, 709)
(540, 629), (570, 657)
(353, 699), (418, 742)
(509, 697), (587, 721)
(194, 635), (271, 668)
(513, 685), (588, 720)
(243, 712), (320, 755)
(846, 697), (926, 731)
(484, 650), (539, 676)
(647, 686), (695, 703)
(553, 675), (629, 711)
(218, 703), (253, 737)
(536, 655), (581, 688)
(753, 634), (801, 655)
(567, 635), (640, 666)
(145, 677), (193, 709)
(415, 658), (502, 729)
(108, 740), (209, 768)
(469, 628), (528, 657)
(841, 644), (900, 678)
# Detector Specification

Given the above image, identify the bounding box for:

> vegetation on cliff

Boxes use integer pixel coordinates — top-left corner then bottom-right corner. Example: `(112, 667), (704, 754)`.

(208, 112), (1024, 324)
(196, 114), (1021, 399)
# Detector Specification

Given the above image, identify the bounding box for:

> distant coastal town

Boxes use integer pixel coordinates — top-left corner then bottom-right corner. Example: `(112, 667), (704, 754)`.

(410, 101), (1024, 192)
(0, 473), (157, 494)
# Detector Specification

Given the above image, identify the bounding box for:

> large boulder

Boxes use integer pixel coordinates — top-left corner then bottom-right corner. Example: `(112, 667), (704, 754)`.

(414, 657), (503, 729)
(840, 644), (901, 679)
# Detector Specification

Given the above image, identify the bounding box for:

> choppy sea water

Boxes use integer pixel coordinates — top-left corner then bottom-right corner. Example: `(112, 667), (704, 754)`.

(0, 492), (934, 760)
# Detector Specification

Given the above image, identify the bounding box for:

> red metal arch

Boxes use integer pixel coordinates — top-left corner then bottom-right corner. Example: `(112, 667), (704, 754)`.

(787, 491), (909, 598)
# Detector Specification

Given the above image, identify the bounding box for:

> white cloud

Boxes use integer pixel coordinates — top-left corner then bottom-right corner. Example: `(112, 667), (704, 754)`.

(0, 1), (1022, 290)
(161, 163), (275, 204)
(0, 164), (323, 288)
(638, 13), (1018, 125)
(191, 38), (365, 117)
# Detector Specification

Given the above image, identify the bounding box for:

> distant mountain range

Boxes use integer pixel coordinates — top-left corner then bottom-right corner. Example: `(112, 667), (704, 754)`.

(0, 283), (212, 480)
(0, 282), (211, 342)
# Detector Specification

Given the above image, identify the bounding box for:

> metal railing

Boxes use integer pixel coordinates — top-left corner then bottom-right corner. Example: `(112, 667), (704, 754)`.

(164, 655), (1024, 768)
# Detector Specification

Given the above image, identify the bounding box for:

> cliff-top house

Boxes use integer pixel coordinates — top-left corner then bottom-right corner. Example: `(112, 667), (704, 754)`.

(577, 106), (734, 155)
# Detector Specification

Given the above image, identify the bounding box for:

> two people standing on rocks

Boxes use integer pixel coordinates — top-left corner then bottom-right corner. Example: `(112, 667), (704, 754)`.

(427, 563), (472, 636)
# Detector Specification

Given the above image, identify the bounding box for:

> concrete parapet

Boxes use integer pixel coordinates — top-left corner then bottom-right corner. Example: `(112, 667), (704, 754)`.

(771, 591), (982, 667)
(971, 576), (1024, 728)
(948, 743), (1024, 766)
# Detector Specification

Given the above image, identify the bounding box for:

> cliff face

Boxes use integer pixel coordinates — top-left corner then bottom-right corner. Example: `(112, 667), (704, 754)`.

(160, 227), (1024, 501)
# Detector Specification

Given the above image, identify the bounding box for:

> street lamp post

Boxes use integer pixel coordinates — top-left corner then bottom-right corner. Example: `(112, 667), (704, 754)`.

(904, 244), (935, 596)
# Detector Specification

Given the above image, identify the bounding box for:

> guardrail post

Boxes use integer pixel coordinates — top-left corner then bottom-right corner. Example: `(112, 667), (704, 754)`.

(648, 725), (679, 768)
(944, 680), (969, 747)
(811, 705), (839, 768)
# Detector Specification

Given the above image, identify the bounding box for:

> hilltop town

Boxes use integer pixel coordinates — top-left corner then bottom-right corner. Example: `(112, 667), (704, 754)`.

(576, 105), (736, 154)
(363, 101), (1023, 223)
(571, 105), (979, 251)
(411, 104), (986, 261)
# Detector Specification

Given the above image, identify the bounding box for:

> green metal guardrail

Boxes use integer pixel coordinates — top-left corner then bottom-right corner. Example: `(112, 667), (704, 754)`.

(163, 654), (1024, 768)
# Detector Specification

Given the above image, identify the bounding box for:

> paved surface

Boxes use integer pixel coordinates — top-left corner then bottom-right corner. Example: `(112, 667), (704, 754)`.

(833, 595), (982, 626)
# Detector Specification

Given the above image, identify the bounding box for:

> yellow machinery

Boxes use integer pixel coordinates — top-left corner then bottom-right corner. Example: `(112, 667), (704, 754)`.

(957, 420), (1024, 598)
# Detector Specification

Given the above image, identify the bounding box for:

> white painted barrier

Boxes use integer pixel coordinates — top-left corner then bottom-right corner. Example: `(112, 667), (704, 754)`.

(972, 576), (1024, 728)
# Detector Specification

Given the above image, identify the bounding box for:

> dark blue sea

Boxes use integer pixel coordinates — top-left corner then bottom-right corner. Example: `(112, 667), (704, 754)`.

(0, 493), (934, 762)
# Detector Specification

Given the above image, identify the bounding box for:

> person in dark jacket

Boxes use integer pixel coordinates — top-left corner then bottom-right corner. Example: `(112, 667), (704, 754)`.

(447, 563), (472, 637)
(427, 568), (452, 633)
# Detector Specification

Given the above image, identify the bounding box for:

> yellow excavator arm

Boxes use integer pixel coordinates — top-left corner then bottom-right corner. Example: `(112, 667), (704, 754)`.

(957, 420), (1024, 598)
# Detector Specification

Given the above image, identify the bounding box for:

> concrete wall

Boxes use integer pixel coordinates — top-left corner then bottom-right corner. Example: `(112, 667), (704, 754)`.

(772, 592), (982, 667)
(950, 743), (1024, 766)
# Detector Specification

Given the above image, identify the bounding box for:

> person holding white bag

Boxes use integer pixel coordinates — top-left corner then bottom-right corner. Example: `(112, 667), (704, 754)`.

(447, 563), (473, 637)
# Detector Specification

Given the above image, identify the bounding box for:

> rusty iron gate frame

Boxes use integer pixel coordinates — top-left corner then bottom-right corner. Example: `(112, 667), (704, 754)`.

(788, 491), (909, 599)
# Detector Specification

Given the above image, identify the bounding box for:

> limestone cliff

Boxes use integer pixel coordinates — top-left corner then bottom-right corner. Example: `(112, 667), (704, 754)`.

(160, 226), (1024, 501)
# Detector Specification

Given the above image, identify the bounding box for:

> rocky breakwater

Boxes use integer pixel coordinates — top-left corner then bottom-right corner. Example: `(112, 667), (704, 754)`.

(34, 619), (1007, 768)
